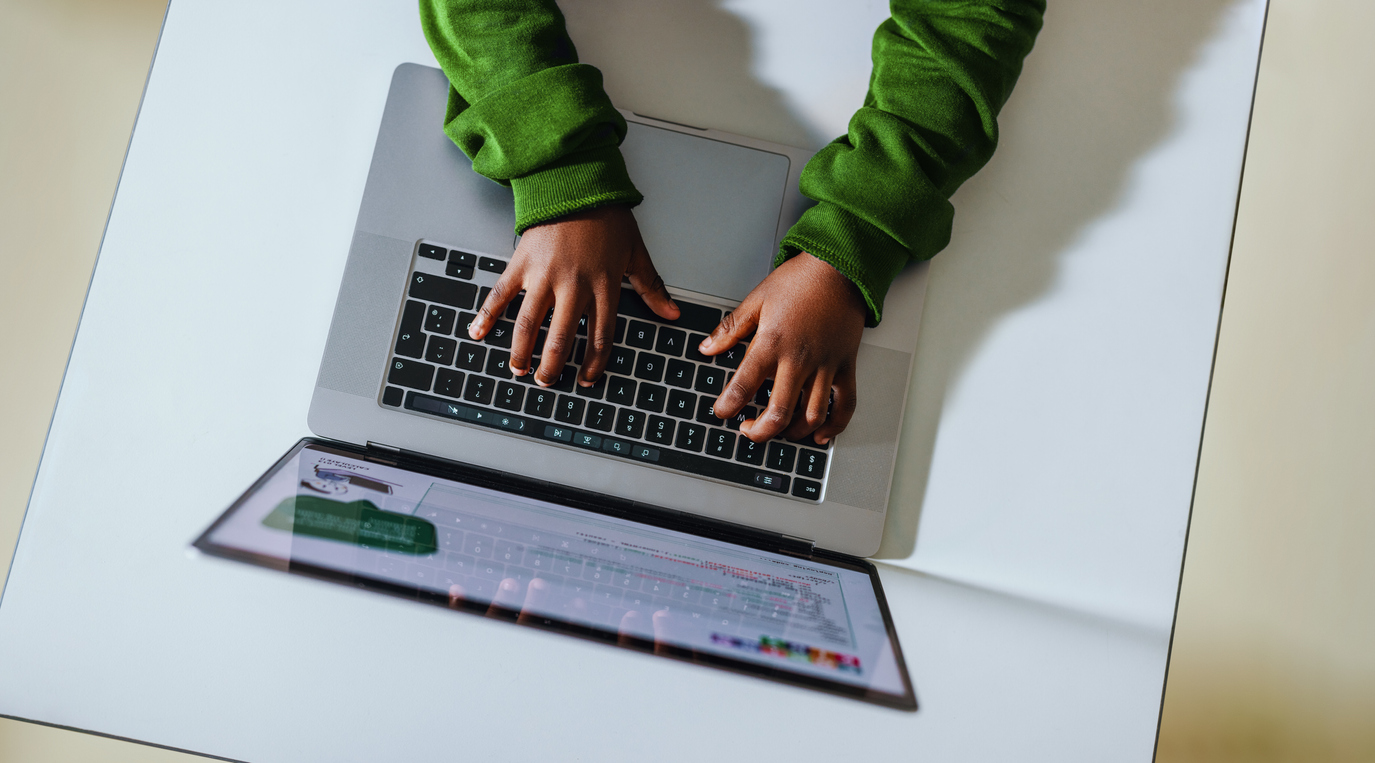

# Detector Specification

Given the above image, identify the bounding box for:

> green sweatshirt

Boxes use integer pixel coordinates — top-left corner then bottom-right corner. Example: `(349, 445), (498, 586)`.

(420, 0), (1043, 324)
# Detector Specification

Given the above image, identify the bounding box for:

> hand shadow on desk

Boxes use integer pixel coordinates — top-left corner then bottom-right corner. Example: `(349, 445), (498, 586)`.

(877, 0), (1243, 558)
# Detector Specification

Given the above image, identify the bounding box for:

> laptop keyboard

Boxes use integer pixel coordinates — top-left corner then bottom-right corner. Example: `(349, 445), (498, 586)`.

(379, 241), (828, 501)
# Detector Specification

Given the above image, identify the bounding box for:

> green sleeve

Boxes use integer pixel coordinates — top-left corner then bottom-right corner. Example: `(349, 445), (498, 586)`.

(419, 0), (643, 233)
(778, 0), (1045, 325)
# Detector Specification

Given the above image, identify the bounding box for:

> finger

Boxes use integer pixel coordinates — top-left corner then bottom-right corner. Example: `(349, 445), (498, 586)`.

(651, 608), (674, 656)
(516, 577), (554, 625)
(699, 295), (760, 356)
(447, 583), (467, 610)
(626, 236), (679, 321)
(740, 361), (805, 442)
(486, 577), (524, 616)
(783, 367), (835, 441)
(507, 287), (552, 377)
(811, 362), (858, 444)
(534, 293), (585, 386)
(617, 609), (650, 647)
(470, 270), (521, 340)
(712, 339), (775, 421)
(579, 283), (616, 384)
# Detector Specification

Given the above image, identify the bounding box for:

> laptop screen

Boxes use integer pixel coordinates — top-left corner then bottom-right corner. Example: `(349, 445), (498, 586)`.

(194, 440), (914, 709)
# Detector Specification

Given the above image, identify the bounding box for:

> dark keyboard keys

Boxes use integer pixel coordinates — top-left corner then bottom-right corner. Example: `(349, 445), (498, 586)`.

(576, 314), (589, 336)
(419, 243), (446, 260)
(455, 342), (486, 372)
(433, 368), (465, 398)
(394, 301), (426, 358)
(585, 401), (615, 432)
(494, 381), (524, 411)
(792, 478), (822, 500)
(424, 305), (456, 335)
(382, 386), (404, 407)
(448, 249), (477, 268)
(725, 405), (757, 431)
(635, 383), (666, 413)
(574, 373), (606, 399)
(551, 367), (577, 392)
(446, 260), (474, 279)
(603, 439), (632, 456)
(503, 293), (524, 320)
(485, 349), (512, 379)
(646, 416), (675, 445)
(754, 472), (789, 493)
(388, 358), (435, 391)
(478, 287), (491, 308)
(425, 335), (456, 366)
(615, 316), (627, 344)
(695, 397), (724, 426)
(478, 256), (507, 274)
(462, 374), (494, 405)
(754, 379), (773, 408)
(409, 272), (477, 309)
(615, 409), (646, 439)
(685, 333), (711, 362)
(666, 389), (696, 418)
(706, 429), (736, 458)
(554, 395), (585, 425)
(634, 352), (665, 382)
(715, 343), (747, 369)
(675, 423), (706, 452)
(797, 449), (827, 478)
(625, 320), (656, 350)
(735, 437), (766, 466)
(458, 312), (478, 338)
(606, 377), (636, 406)
(767, 442), (797, 472)
(484, 320), (514, 348)
(664, 359), (694, 388)
(524, 388), (556, 418)
(607, 347), (636, 376)
(572, 338), (587, 365)
(694, 366), (724, 395)
(655, 327), (686, 357)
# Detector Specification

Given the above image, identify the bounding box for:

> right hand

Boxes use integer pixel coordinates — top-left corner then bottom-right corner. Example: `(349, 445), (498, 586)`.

(467, 205), (680, 386)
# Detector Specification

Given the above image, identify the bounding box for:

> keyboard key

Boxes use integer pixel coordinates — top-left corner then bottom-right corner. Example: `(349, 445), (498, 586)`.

(754, 379), (773, 407)
(735, 437), (766, 466)
(419, 243), (446, 260)
(646, 416), (675, 445)
(484, 320), (514, 348)
(394, 300), (426, 358)
(583, 401), (615, 432)
(574, 373), (607, 399)
(478, 287), (491, 308)
(615, 316), (627, 344)
(576, 314), (589, 336)
(625, 320), (656, 349)
(424, 305), (457, 335)
(602, 438), (632, 456)
(425, 335), (456, 366)
(494, 381), (524, 412)
(606, 376), (636, 406)
(448, 249), (477, 268)
(694, 366), (724, 395)
(666, 389), (696, 419)
(455, 342), (486, 372)
(524, 388), (556, 418)
(478, 256), (506, 274)
(485, 349), (512, 379)
(572, 432), (602, 449)
(705, 429), (736, 458)
(615, 408), (646, 439)
(766, 442), (797, 472)
(634, 352), (665, 382)
(753, 472), (789, 493)
(695, 396), (723, 426)
(503, 293), (524, 320)
(725, 405), (757, 431)
(664, 359), (694, 388)
(685, 333), (711, 362)
(458, 312), (478, 337)
(715, 343), (747, 369)
(543, 424), (573, 442)
(618, 290), (722, 334)
(607, 347), (636, 376)
(792, 478), (821, 500)
(631, 444), (659, 462)
(797, 449), (827, 478)
(655, 327), (687, 357)
(409, 272), (477, 309)
(388, 358), (434, 391)
(445, 261), (474, 279)
(551, 366), (577, 392)
(572, 338), (587, 365)
(434, 368), (465, 398)
(382, 386), (404, 407)
(554, 395), (585, 425)
(462, 374), (494, 405)
(635, 383), (666, 413)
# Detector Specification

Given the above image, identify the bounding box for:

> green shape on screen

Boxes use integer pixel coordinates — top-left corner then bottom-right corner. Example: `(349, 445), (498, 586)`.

(263, 496), (437, 555)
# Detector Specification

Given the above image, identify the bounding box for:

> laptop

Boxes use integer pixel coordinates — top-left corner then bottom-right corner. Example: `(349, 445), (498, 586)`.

(194, 63), (925, 708)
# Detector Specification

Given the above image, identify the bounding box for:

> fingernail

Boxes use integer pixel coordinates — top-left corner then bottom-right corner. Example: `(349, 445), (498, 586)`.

(578, 379), (593, 387)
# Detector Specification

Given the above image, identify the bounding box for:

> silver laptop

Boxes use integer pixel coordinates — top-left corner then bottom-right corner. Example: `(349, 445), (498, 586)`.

(308, 63), (928, 558)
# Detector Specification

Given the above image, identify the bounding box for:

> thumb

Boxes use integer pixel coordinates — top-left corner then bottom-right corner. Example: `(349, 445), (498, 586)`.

(625, 237), (680, 322)
(700, 294), (759, 355)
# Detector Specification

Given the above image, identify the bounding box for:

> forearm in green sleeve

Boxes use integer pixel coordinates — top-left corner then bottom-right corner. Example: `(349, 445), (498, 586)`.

(780, 0), (1045, 324)
(419, 0), (642, 232)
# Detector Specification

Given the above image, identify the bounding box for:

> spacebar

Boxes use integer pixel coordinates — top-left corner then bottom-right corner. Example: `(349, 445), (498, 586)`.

(406, 393), (532, 434)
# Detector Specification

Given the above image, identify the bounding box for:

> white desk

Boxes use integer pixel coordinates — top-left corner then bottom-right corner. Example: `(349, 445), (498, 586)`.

(0, 0), (1265, 759)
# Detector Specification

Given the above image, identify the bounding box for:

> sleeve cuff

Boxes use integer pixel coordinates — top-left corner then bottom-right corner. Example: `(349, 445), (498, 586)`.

(776, 201), (913, 326)
(510, 144), (644, 233)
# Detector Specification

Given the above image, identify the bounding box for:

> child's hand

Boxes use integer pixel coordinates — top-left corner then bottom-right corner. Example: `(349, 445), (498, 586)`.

(468, 206), (680, 386)
(702, 253), (867, 445)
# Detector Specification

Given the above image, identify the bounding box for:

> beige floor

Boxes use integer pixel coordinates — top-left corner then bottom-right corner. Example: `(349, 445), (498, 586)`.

(1, 0), (1371, 760)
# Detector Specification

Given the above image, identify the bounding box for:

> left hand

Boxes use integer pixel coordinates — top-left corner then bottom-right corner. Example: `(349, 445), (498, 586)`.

(701, 252), (867, 445)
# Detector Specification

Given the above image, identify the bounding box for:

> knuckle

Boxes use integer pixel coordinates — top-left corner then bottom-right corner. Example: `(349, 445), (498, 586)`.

(514, 313), (542, 334)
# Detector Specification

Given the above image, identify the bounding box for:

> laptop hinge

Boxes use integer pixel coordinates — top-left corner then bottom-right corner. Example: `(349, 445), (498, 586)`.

(777, 534), (816, 558)
(364, 441), (401, 465)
